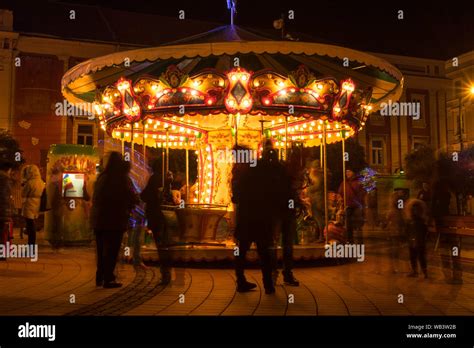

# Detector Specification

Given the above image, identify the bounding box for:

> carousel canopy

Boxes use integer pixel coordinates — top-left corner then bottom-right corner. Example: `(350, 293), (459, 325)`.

(61, 25), (403, 149)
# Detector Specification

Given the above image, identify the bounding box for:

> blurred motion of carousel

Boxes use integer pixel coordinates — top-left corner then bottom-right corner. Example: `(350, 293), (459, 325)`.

(62, 21), (403, 262)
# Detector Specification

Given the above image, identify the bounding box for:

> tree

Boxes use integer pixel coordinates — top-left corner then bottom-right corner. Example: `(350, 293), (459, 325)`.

(0, 129), (23, 169)
(404, 145), (436, 186)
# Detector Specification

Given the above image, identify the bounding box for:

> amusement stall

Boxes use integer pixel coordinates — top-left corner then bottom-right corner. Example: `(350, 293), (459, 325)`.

(61, 25), (403, 259)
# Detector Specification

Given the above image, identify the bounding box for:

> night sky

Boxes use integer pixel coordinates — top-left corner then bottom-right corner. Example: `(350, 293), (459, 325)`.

(3, 0), (474, 59)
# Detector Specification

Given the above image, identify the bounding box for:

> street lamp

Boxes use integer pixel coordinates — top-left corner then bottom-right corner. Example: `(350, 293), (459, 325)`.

(456, 84), (474, 151)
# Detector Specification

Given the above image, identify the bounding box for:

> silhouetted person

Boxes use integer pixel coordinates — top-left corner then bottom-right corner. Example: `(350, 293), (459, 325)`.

(21, 165), (45, 246)
(141, 160), (171, 285)
(384, 191), (406, 273)
(233, 145), (277, 294)
(279, 153), (300, 286)
(405, 199), (429, 278)
(92, 152), (138, 288)
(0, 160), (13, 261)
(433, 180), (462, 284)
(338, 169), (365, 243)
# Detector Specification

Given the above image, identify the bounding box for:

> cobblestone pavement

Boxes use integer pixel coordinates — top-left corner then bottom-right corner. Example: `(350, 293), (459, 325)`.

(1, 235), (473, 316)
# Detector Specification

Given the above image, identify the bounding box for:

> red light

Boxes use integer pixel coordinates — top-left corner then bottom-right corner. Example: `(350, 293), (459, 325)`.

(263, 98), (271, 105)
(207, 98), (214, 105)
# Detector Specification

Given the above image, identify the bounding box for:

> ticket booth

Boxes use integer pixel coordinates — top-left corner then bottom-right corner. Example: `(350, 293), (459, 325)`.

(44, 144), (99, 246)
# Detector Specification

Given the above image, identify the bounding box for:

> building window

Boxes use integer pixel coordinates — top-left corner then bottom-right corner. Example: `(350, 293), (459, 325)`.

(410, 94), (426, 128)
(370, 138), (384, 166)
(454, 80), (462, 97)
(77, 124), (94, 145)
(412, 136), (429, 150)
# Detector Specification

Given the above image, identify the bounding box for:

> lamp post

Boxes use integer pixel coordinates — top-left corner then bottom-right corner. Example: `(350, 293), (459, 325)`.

(456, 85), (474, 151)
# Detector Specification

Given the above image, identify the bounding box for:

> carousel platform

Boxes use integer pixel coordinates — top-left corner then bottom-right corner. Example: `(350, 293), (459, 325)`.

(135, 242), (350, 267)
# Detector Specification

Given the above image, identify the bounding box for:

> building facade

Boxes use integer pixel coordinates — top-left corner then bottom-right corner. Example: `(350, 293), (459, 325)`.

(1, 8), (473, 177)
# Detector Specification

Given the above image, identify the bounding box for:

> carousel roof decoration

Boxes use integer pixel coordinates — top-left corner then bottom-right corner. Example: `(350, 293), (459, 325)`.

(62, 22), (403, 205)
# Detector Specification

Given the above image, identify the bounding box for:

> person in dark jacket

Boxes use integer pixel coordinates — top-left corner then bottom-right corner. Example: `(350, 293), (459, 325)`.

(405, 199), (429, 278)
(92, 152), (138, 288)
(140, 160), (171, 285)
(233, 145), (281, 294)
(0, 160), (13, 261)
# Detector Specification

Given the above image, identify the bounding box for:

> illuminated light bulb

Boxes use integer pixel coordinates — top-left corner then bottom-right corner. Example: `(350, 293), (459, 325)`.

(171, 125), (176, 130)
(263, 98), (271, 105)
(292, 136), (296, 140)
(157, 143), (162, 148)
(190, 141), (195, 146)
(243, 99), (250, 107)
(336, 133), (340, 137)
(278, 81), (284, 87)
(194, 131), (199, 135)
(303, 124), (307, 128)
(191, 90), (197, 96)
(279, 90), (287, 96)
(327, 124), (331, 129)
(231, 75), (237, 81)
(125, 132), (130, 137)
(193, 198), (198, 202)
(318, 134), (322, 139)
(241, 74), (248, 81)
(179, 127), (184, 133)
(124, 108), (130, 114)
(152, 134), (157, 139)
(342, 81), (355, 92)
(173, 141), (177, 146)
(207, 189), (211, 193)
(254, 81), (260, 87)
(295, 125), (299, 130)
(206, 146), (211, 152)
(151, 84), (158, 90)
(317, 84), (323, 90)
(361, 122), (366, 126)
(207, 180), (212, 185)
(279, 118), (283, 123)
(179, 136), (184, 141)
(148, 104), (153, 109)
(207, 156), (211, 161)
(290, 88), (296, 93)
(334, 107), (341, 113)
(271, 120), (275, 125)
(367, 105), (373, 111)
(317, 125), (322, 130)
(153, 124), (158, 129)
(207, 172), (212, 177)
(279, 129), (284, 134)
(310, 135), (314, 139)
(207, 164), (212, 169)
(134, 133), (138, 138)
(228, 99), (235, 107)
(193, 80), (200, 87)
(328, 133), (332, 138)
(114, 93), (119, 97)
(181, 88), (187, 93)
(207, 98), (214, 105)
(115, 131), (120, 137)
(218, 80), (225, 87)
(195, 150), (199, 155)
(335, 123), (340, 129)
(144, 134), (148, 138)
(114, 110), (120, 115)
(271, 131), (276, 136)
(179, 142), (183, 146)
(310, 127), (313, 131)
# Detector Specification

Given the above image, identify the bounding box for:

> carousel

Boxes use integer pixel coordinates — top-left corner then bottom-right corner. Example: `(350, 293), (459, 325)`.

(61, 20), (403, 261)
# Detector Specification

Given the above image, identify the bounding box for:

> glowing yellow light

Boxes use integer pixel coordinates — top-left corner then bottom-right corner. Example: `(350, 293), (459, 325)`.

(144, 134), (148, 138)
(254, 81), (260, 87)
(470, 86), (474, 95)
(191, 90), (197, 96)
(328, 133), (332, 138)
(125, 132), (130, 137)
(231, 75), (237, 81)
(157, 143), (162, 147)
(310, 135), (314, 139)
(319, 120), (323, 124)
(193, 198), (198, 202)
(152, 134), (157, 139)
(318, 134), (322, 139)
(334, 107), (341, 113)
(278, 81), (284, 87)
(317, 84), (323, 90)
(151, 84), (158, 90)
(317, 125), (322, 130)
(115, 131), (120, 137)
(336, 133), (340, 137)
(327, 124), (331, 129)
(228, 99), (235, 107)
(241, 74), (248, 81)
(207, 164), (212, 169)
(243, 99), (250, 107)
(134, 133), (138, 138)
(271, 131), (276, 136)
(279, 90), (287, 96)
